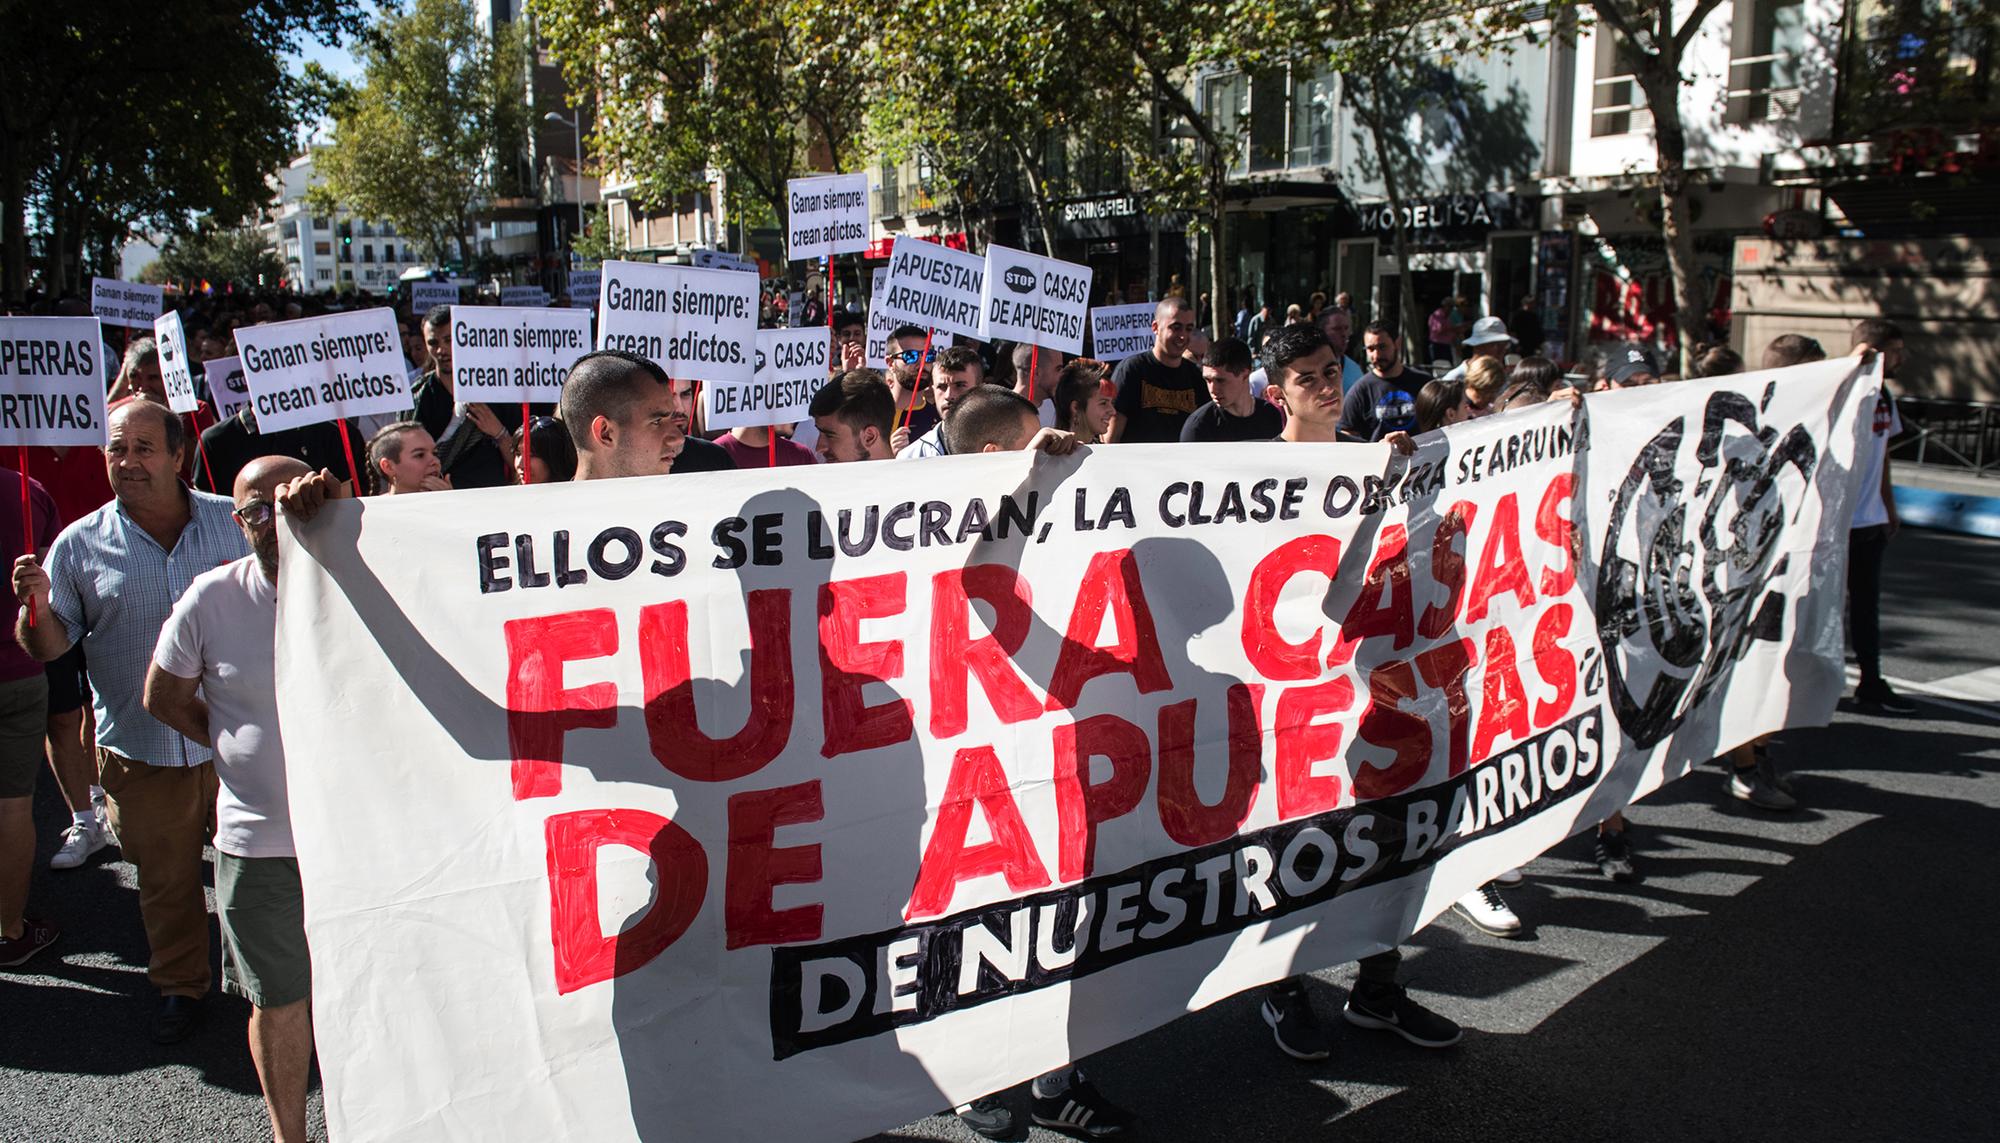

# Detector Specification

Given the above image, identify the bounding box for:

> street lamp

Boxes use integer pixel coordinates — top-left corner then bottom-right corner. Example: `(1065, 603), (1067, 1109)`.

(543, 110), (586, 244)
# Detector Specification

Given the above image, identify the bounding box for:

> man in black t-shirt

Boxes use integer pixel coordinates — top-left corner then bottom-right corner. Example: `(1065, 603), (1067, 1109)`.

(1337, 321), (1430, 442)
(1182, 336), (1282, 442)
(1108, 297), (1203, 442)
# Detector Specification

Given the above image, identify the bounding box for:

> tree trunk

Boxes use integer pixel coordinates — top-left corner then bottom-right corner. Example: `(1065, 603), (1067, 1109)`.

(1356, 77), (1425, 353)
(1645, 65), (1704, 374)
(1206, 152), (1230, 339)
(1, 134), (24, 303)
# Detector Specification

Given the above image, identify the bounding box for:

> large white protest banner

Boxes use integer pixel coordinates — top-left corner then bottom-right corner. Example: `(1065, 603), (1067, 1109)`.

(151, 311), (201, 414)
(205, 356), (250, 422)
(89, 277), (163, 330)
(866, 267), (896, 365)
(449, 306), (593, 404)
(501, 285), (551, 308)
(978, 245), (1092, 354)
(232, 309), (413, 434)
(278, 359), (1874, 1143)
(786, 173), (871, 262)
(0, 317), (110, 446)
(595, 260), (758, 385)
(877, 236), (985, 339)
(411, 282), (459, 312)
(1090, 302), (1158, 362)
(707, 327), (830, 431)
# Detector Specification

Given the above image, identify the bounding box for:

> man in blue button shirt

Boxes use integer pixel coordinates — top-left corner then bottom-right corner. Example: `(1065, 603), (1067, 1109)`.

(12, 399), (249, 1044)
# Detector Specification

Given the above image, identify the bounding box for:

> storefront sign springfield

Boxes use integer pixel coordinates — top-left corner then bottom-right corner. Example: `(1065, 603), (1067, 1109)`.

(1355, 193), (1530, 239)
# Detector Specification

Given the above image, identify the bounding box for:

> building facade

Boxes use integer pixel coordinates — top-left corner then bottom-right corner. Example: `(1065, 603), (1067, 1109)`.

(264, 153), (427, 294)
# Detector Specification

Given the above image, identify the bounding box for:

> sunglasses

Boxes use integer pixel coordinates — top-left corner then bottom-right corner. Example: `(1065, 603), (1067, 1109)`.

(896, 349), (937, 366)
(233, 501), (275, 526)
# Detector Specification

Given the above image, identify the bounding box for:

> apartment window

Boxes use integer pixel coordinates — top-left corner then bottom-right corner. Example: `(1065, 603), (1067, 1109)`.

(311, 215), (330, 231)
(317, 268), (332, 281)
(361, 244), (375, 264)
(314, 241), (332, 257)
(1592, 28), (1652, 136)
(1203, 72), (1248, 175)
(1728, 0), (1806, 122)
(1290, 70), (1337, 169)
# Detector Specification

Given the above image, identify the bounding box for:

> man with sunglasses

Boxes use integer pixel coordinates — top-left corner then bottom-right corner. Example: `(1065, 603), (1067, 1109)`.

(12, 400), (251, 1044)
(145, 455), (315, 1143)
(885, 326), (941, 451)
(1107, 297), (1203, 443)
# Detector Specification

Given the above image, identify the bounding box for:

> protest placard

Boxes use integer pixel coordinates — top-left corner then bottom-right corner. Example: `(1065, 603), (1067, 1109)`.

(0, 317), (110, 447)
(565, 270), (600, 304)
(205, 356), (250, 422)
(706, 327), (829, 430)
(232, 309), (413, 434)
(692, 249), (757, 274)
(412, 281), (459, 312)
(978, 245), (1092, 354)
(866, 267), (895, 365)
(151, 311), (200, 414)
(501, 286), (551, 308)
(1090, 302), (1158, 362)
(89, 277), (163, 330)
(786, 173), (870, 262)
(877, 236), (986, 339)
(277, 358), (1875, 1143)
(449, 306), (593, 404)
(595, 260), (758, 385)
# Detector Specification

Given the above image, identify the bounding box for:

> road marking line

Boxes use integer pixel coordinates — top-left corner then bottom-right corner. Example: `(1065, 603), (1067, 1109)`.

(1844, 666), (2000, 722)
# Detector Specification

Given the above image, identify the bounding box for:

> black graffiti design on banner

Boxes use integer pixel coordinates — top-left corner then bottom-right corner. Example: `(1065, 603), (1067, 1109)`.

(1594, 383), (1819, 748)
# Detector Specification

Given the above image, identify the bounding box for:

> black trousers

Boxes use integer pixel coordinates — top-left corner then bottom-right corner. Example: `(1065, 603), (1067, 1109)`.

(1848, 525), (1889, 686)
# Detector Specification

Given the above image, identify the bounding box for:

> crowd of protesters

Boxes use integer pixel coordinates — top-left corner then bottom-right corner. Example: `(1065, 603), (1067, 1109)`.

(0, 275), (1916, 1141)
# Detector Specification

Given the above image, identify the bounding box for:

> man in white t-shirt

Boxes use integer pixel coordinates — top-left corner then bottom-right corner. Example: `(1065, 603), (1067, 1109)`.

(144, 454), (314, 1143)
(1847, 319), (1916, 715)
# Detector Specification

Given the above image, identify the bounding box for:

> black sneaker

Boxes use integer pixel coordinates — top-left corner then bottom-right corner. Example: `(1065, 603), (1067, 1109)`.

(0, 916), (58, 968)
(1260, 981), (1331, 1060)
(1343, 982), (1462, 1048)
(955, 1096), (1016, 1140)
(1594, 828), (1638, 883)
(1753, 743), (1794, 795)
(1031, 1075), (1134, 1138)
(1854, 680), (1919, 716)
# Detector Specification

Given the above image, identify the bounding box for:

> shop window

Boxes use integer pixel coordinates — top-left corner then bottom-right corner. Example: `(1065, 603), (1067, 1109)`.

(1249, 72), (1290, 171)
(1591, 28), (1651, 136)
(1204, 72), (1248, 175)
(1728, 0), (1807, 122)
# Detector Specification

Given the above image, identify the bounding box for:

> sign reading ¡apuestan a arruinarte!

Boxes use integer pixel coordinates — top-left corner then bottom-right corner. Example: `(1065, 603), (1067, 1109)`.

(449, 306), (593, 404)
(786, 173), (870, 262)
(205, 356), (250, 422)
(978, 245), (1093, 355)
(595, 260), (758, 385)
(501, 286), (550, 308)
(412, 282), (459, 312)
(0, 316), (110, 446)
(1090, 302), (1158, 363)
(152, 311), (201, 414)
(232, 309), (413, 433)
(89, 277), (163, 329)
(706, 327), (829, 431)
(877, 236), (986, 340)
(277, 359), (1877, 1143)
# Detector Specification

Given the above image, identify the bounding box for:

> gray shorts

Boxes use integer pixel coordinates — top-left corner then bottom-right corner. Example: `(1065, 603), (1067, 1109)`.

(0, 673), (49, 799)
(216, 853), (311, 1008)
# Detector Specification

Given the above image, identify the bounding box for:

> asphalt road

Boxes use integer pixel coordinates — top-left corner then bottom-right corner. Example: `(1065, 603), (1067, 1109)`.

(3, 527), (1995, 1143)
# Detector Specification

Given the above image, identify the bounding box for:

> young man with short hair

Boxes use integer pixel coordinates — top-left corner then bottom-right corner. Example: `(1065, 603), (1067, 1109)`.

(1847, 318), (1916, 717)
(808, 370), (897, 463)
(1257, 324), (1468, 1055)
(1338, 322), (1430, 442)
(899, 346), (986, 460)
(1184, 336), (1283, 442)
(1108, 298), (1203, 442)
(1053, 361), (1117, 444)
(832, 308), (867, 373)
(1007, 341), (1059, 427)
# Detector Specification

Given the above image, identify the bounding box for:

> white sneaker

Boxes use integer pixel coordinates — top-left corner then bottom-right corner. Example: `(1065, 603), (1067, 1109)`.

(1494, 866), (1524, 886)
(1452, 883), (1522, 937)
(49, 823), (108, 870)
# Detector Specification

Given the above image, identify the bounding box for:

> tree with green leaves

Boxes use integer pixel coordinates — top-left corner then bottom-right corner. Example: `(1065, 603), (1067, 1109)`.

(1585, 0), (1728, 370)
(140, 226), (288, 289)
(531, 0), (869, 246)
(310, 0), (533, 267)
(0, 0), (360, 301)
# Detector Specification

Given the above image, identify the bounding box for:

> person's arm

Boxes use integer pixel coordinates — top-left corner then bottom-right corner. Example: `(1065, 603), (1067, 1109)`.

(274, 469), (352, 523)
(1881, 397), (1902, 537)
(1335, 381), (1374, 442)
(143, 664), (211, 749)
(12, 554), (74, 662)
